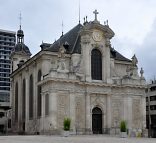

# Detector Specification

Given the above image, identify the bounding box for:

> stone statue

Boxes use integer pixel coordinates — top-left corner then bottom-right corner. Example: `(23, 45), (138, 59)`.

(140, 67), (145, 79)
(57, 44), (68, 73)
(131, 54), (138, 67)
(58, 44), (66, 58)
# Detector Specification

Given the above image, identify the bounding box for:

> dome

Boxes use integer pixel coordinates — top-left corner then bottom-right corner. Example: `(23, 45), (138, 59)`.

(13, 43), (31, 56)
(17, 29), (24, 37)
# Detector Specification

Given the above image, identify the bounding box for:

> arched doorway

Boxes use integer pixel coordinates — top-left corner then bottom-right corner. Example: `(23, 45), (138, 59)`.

(92, 107), (102, 134)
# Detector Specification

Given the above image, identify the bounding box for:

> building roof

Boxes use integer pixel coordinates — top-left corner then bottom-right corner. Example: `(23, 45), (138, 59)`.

(43, 23), (131, 62)
(44, 24), (83, 54)
(12, 26), (31, 56)
(0, 29), (16, 35)
(17, 29), (24, 37)
(110, 48), (131, 62)
(13, 43), (31, 56)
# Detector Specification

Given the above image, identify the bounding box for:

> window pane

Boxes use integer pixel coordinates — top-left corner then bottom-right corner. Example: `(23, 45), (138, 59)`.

(91, 49), (102, 80)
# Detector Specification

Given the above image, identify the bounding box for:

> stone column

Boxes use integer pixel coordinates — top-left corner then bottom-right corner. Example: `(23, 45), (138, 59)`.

(33, 67), (37, 120)
(141, 96), (146, 129)
(50, 92), (57, 130)
(18, 75), (22, 131)
(25, 76), (29, 132)
(69, 92), (75, 132)
(85, 93), (91, 133)
(84, 45), (91, 82)
(105, 39), (111, 82)
(80, 33), (91, 82)
(106, 94), (111, 133)
(126, 96), (132, 130)
(41, 93), (45, 133)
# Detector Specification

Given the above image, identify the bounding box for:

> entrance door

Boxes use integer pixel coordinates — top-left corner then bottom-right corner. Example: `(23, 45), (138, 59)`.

(92, 107), (102, 134)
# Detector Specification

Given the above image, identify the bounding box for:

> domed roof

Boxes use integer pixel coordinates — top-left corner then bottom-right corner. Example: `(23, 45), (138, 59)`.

(17, 29), (24, 37)
(12, 26), (31, 56)
(13, 43), (31, 56)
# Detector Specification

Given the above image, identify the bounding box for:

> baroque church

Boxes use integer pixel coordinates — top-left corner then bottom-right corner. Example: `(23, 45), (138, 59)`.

(10, 10), (146, 135)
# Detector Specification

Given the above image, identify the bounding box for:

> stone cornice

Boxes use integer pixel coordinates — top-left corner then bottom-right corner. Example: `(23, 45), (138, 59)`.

(114, 60), (131, 65)
(38, 77), (146, 89)
(10, 50), (70, 77)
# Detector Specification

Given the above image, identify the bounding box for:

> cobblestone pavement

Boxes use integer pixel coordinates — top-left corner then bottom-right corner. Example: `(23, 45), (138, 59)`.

(0, 135), (155, 143)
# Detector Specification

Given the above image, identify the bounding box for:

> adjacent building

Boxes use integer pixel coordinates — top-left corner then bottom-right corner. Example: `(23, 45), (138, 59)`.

(11, 10), (146, 136)
(146, 80), (156, 137)
(0, 29), (16, 133)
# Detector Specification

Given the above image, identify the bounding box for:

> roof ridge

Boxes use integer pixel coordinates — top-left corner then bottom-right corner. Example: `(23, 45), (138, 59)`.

(71, 32), (80, 54)
(55, 23), (83, 44)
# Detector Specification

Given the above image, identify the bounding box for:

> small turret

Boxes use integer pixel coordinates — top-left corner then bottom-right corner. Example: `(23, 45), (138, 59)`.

(11, 14), (31, 72)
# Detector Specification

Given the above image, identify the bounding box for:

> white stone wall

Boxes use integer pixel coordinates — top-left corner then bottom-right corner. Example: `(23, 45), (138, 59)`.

(11, 23), (146, 136)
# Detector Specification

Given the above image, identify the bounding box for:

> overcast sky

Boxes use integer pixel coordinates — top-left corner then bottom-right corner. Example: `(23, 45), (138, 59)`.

(0, 0), (156, 80)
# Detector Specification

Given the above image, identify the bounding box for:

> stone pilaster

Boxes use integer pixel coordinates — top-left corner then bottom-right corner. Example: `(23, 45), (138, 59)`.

(141, 96), (146, 129)
(84, 45), (91, 82)
(69, 92), (75, 132)
(105, 39), (111, 82)
(126, 96), (132, 131)
(50, 92), (57, 130)
(85, 93), (91, 133)
(41, 93), (45, 133)
(25, 76), (29, 132)
(106, 94), (111, 132)
(33, 67), (37, 119)
(18, 75), (22, 132)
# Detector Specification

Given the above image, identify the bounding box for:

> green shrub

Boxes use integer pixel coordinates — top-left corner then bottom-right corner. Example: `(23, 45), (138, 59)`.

(137, 132), (142, 138)
(120, 120), (127, 132)
(64, 117), (71, 131)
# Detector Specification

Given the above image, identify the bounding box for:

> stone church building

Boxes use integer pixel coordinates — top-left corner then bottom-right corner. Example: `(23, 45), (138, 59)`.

(10, 10), (146, 135)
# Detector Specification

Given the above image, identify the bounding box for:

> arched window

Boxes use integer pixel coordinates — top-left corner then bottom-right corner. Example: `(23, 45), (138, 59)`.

(37, 70), (42, 117)
(38, 70), (42, 81)
(45, 94), (49, 116)
(15, 82), (18, 121)
(29, 74), (33, 119)
(22, 79), (26, 120)
(91, 49), (102, 80)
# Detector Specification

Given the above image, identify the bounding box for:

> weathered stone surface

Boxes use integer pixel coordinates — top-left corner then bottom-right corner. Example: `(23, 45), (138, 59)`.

(132, 97), (142, 129)
(57, 93), (69, 130)
(111, 97), (123, 127)
(75, 95), (85, 131)
(11, 15), (146, 136)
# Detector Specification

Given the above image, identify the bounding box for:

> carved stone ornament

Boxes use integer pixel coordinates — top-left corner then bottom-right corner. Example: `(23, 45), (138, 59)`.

(81, 35), (90, 44)
(57, 58), (69, 73)
(92, 31), (102, 42)
(58, 45), (66, 58)
(105, 38), (111, 46)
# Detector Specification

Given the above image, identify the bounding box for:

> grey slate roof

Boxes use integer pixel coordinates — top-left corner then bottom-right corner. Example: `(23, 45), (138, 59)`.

(45, 24), (83, 54)
(44, 23), (131, 62)
(110, 47), (131, 62)
(13, 43), (31, 56)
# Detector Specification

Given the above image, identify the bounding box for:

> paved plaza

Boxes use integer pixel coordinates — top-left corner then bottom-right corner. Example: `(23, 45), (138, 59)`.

(0, 135), (155, 143)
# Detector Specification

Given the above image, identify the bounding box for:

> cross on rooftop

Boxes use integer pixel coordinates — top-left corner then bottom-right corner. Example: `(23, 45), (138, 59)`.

(93, 9), (99, 21)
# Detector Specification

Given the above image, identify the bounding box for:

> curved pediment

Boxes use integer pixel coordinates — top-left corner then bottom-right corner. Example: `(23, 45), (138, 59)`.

(80, 21), (115, 39)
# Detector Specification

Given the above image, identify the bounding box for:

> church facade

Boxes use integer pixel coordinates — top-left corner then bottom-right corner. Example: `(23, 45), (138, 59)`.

(10, 11), (146, 135)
